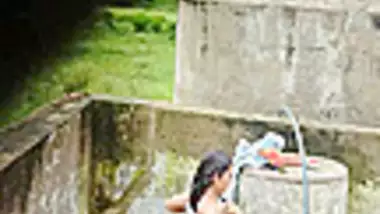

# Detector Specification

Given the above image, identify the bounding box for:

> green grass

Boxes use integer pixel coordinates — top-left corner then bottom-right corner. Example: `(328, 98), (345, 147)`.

(66, 33), (175, 99)
(0, 8), (176, 127)
(144, 0), (178, 12)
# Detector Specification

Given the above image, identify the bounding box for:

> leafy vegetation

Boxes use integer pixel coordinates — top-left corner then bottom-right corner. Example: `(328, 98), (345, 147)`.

(1, 7), (177, 127)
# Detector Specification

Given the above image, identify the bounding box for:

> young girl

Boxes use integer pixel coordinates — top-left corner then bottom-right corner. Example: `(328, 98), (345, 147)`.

(165, 151), (241, 214)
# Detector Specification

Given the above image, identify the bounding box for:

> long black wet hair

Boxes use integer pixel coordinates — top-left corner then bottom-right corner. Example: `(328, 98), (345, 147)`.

(189, 150), (232, 212)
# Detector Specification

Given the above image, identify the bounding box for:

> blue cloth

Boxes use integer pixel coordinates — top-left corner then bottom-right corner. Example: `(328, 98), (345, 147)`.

(222, 132), (286, 201)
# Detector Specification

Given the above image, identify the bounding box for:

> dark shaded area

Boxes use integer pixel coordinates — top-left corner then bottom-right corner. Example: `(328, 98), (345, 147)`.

(108, 0), (154, 7)
(372, 14), (380, 29)
(89, 101), (128, 213)
(0, 0), (109, 111)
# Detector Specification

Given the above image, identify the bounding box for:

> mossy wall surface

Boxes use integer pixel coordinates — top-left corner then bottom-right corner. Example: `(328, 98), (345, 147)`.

(1, 94), (380, 213)
(0, 98), (91, 214)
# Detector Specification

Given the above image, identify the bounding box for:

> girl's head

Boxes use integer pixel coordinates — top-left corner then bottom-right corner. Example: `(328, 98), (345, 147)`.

(189, 150), (232, 212)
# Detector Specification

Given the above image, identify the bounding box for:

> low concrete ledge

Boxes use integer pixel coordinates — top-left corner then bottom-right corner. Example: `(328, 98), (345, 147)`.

(0, 96), (91, 214)
(92, 94), (380, 183)
(1, 94), (380, 214)
(0, 97), (91, 171)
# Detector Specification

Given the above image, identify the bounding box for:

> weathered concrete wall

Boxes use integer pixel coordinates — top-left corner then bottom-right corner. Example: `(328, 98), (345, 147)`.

(88, 98), (156, 214)
(91, 95), (380, 183)
(89, 95), (380, 213)
(0, 98), (91, 214)
(175, 0), (380, 127)
(91, 95), (380, 213)
(2, 94), (380, 214)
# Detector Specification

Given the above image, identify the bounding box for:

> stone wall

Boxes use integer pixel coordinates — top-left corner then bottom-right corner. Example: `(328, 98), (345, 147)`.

(2, 94), (380, 213)
(90, 94), (380, 213)
(91, 95), (380, 183)
(0, 99), (91, 214)
(174, 0), (380, 127)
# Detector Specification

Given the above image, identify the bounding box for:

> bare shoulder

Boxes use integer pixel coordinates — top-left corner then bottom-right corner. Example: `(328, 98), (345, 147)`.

(198, 203), (221, 214)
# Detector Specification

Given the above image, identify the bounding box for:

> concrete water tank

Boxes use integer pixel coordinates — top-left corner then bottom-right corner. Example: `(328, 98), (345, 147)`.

(174, 0), (380, 126)
(238, 156), (348, 214)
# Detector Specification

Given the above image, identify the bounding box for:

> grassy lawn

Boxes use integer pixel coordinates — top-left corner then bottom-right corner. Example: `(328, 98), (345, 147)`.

(1, 8), (176, 127)
(65, 33), (175, 99)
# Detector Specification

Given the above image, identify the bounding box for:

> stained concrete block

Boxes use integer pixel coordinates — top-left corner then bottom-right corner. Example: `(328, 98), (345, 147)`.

(175, 0), (380, 126)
